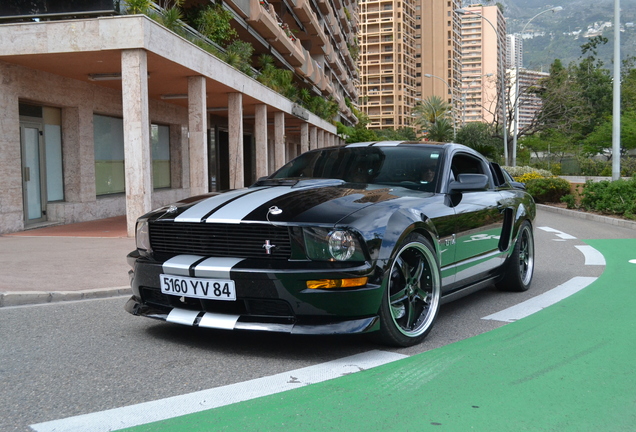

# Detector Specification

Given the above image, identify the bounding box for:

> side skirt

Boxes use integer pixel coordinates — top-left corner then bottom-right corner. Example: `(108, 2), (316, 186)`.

(440, 276), (500, 305)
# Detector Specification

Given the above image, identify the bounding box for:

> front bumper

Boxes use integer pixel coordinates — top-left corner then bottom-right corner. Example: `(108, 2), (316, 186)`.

(125, 297), (380, 334)
(126, 251), (385, 335)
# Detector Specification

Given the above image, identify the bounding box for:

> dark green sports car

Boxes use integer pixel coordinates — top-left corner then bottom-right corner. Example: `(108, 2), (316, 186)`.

(125, 142), (535, 346)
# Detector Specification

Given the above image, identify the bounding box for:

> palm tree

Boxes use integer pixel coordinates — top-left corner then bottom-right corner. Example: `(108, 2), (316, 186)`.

(412, 95), (451, 133)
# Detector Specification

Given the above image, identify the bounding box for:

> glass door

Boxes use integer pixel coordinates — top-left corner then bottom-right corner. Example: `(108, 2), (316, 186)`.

(21, 122), (47, 224)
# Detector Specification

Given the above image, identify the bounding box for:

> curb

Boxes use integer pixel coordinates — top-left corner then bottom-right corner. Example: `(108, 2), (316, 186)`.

(537, 204), (636, 231)
(0, 286), (132, 307)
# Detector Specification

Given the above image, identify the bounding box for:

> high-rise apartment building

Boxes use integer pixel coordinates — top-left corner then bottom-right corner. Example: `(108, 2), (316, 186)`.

(419, 0), (463, 121)
(510, 68), (549, 133)
(459, 4), (506, 124)
(506, 34), (523, 69)
(358, 0), (418, 130)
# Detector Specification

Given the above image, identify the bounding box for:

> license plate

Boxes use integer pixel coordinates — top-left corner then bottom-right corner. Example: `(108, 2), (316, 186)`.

(160, 274), (236, 301)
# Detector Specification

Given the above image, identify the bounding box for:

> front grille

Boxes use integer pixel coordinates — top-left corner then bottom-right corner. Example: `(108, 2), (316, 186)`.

(149, 222), (291, 259)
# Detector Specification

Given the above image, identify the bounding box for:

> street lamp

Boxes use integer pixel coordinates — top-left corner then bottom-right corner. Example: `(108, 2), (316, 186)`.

(512, 6), (563, 166)
(456, 7), (508, 164)
(424, 73), (456, 141)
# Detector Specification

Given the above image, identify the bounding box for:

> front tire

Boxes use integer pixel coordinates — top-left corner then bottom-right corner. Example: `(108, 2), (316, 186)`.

(497, 221), (534, 292)
(378, 233), (441, 347)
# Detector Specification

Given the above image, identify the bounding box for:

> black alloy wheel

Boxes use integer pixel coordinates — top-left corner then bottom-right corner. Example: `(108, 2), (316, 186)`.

(497, 220), (535, 292)
(378, 233), (441, 347)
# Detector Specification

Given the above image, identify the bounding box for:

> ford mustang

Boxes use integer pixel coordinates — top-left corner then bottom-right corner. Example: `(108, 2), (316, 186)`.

(125, 142), (535, 346)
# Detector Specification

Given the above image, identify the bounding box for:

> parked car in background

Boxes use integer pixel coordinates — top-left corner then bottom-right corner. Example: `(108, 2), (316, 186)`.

(125, 142), (536, 346)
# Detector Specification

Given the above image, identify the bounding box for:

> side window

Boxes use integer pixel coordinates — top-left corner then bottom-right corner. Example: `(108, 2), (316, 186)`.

(450, 153), (484, 177)
(490, 163), (507, 187)
(449, 153), (492, 189)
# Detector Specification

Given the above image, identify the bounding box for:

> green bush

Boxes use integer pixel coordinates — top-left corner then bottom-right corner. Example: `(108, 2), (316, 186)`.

(578, 157), (636, 177)
(503, 165), (554, 178)
(580, 178), (636, 220)
(525, 177), (571, 203)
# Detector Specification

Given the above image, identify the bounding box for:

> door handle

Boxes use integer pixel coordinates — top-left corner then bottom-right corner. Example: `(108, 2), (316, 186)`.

(24, 167), (30, 182)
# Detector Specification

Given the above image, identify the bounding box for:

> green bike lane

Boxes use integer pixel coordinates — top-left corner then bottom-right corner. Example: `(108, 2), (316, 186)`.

(122, 238), (636, 432)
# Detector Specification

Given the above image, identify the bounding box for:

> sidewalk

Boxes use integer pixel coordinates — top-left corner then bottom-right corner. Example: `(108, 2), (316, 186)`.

(0, 216), (134, 307)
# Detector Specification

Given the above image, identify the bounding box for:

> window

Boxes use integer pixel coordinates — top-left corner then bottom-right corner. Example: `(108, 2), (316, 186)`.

(94, 115), (171, 196)
(152, 124), (171, 189)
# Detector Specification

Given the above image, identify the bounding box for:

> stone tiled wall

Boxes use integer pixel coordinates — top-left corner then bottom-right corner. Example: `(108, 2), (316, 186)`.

(0, 60), (190, 234)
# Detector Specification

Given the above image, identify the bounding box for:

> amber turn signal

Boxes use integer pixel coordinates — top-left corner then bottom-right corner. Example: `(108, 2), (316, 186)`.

(306, 277), (368, 289)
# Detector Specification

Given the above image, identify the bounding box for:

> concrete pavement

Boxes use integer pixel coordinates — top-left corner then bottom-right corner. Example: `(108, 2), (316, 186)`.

(0, 216), (134, 307)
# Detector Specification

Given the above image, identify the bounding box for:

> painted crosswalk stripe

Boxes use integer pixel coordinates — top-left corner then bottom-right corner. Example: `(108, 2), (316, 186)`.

(482, 276), (598, 323)
(30, 350), (408, 432)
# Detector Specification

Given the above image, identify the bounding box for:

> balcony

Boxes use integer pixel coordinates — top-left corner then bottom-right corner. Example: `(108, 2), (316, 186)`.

(247, 0), (305, 66)
(292, 0), (321, 37)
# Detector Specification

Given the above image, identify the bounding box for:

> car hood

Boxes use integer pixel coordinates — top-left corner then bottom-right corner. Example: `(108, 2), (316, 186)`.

(150, 179), (402, 226)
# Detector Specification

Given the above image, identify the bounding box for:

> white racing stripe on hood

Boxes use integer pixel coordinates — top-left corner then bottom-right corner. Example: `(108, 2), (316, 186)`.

(162, 255), (204, 276)
(204, 186), (294, 223)
(175, 188), (264, 223)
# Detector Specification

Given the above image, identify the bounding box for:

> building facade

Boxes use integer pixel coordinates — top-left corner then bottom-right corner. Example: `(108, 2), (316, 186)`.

(0, 0), (358, 235)
(510, 68), (549, 134)
(418, 0), (462, 126)
(357, 0), (418, 130)
(459, 4), (506, 125)
(357, 0), (463, 133)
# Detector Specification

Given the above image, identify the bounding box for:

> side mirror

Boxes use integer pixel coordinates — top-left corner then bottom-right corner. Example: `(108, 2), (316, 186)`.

(448, 173), (489, 193)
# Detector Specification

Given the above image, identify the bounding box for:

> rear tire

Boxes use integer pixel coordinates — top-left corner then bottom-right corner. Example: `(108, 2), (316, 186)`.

(378, 233), (441, 347)
(497, 221), (534, 292)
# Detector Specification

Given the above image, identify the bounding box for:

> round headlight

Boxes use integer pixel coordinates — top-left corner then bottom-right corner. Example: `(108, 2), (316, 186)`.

(328, 230), (356, 261)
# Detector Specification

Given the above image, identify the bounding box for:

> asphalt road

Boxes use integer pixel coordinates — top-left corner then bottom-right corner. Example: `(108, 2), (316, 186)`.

(1, 208), (633, 432)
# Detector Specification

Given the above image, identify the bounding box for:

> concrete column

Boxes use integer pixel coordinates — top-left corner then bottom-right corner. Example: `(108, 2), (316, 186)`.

(228, 92), (244, 189)
(121, 49), (152, 237)
(309, 126), (318, 150)
(318, 129), (325, 148)
(300, 123), (309, 154)
(62, 104), (96, 204)
(188, 76), (208, 196)
(274, 112), (285, 170)
(254, 104), (268, 178)
(0, 76), (22, 233)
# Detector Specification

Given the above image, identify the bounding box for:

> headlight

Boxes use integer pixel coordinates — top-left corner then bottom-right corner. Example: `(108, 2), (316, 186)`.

(303, 228), (365, 262)
(135, 219), (151, 252)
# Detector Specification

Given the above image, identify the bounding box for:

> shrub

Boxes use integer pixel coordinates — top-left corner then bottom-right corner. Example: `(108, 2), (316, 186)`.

(515, 171), (545, 183)
(580, 178), (636, 220)
(524, 177), (571, 203)
(504, 165), (554, 179)
(560, 194), (577, 209)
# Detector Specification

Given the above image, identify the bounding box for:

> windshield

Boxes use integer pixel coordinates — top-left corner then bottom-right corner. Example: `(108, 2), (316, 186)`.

(270, 146), (443, 192)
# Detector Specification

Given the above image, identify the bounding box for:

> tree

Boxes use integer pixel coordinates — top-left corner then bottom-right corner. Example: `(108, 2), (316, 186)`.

(455, 122), (501, 160)
(426, 117), (454, 142)
(411, 96), (451, 134)
(337, 108), (378, 143)
(376, 127), (418, 141)
(583, 112), (636, 158)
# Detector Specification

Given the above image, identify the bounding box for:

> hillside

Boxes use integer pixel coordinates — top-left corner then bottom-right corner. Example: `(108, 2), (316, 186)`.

(485, 0), (636, 71)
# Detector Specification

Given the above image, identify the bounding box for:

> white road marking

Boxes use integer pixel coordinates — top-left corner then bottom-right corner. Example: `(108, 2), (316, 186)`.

(575, 245), (606, 266)
(482, 276), (598, 323)
(30, 350), (408, 432)
(538, 226), (577, 240)
(629, 259), (636, 264)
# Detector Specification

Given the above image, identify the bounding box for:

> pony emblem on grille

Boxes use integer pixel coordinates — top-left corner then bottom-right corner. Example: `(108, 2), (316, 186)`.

(263, 240), (276, 254)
